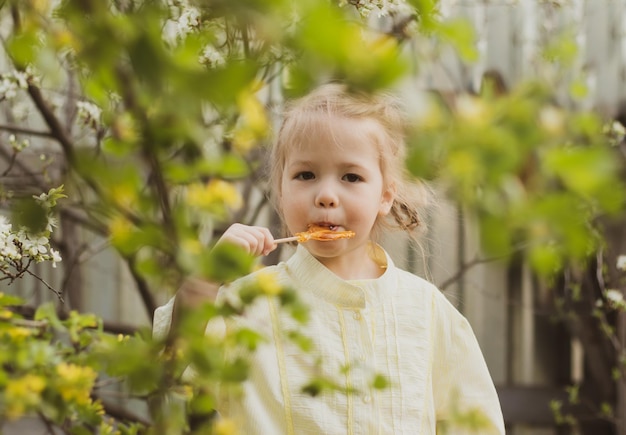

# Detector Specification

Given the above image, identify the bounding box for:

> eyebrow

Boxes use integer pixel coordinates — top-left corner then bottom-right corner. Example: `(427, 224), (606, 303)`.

(287, 158), (367, 167)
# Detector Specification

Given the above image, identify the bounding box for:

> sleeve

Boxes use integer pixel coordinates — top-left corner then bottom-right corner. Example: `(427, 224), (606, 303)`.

(152, 293), (228, 383)
(152, 292), (229, 341)
(432, 294), (505, 435)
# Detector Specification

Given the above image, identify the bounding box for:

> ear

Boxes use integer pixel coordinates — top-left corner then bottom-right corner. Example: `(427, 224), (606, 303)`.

(379, 182), (396, 216)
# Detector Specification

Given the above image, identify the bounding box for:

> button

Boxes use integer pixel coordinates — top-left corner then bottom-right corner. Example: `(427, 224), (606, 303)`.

(362, 395), (372, 403)
(353, 311), (361, 320)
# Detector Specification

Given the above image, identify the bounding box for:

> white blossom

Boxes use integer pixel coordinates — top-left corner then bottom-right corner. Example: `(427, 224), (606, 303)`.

(9, 134), (29, 152)
(0, 232), (20, 261)
(539, 106), (565, 134)
(200, 45), (225, 67)
(162, 5), (201, 44)
(21, 234), (49, 257)
(0, 210), (63, 275)
(45, 216), (58, 233)
(0, 77), (19, 100)
(76, 101), (102, 129)
(178, 7), (200, 33)
(33, 192), (49, 203)
(606, 289), (626, 311)
(0, 215), (12, 234)
(50, 248), (62, 268)
(0, 69), (32, 100)
(606, 289), (623, 303)
(339, 0), (413, 17)
(617, 255), (626, 271)
(10, 100), (31, 121)
(603, 120), (625, 146)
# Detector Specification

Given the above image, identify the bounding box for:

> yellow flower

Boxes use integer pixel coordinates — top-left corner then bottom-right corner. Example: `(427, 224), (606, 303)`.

(213, 418), (239, 435)
(455, 94), (491, 126)
(256, 270), (282, 296)
(55, 363), (97, 405)
(7, 326), (33, 341)
(186, 180), (243, 212)
(108, 215), (134, 247)
(237, 89), (267, 134)
(181, 237), (203, 255)
(52, 28), (80, 52)
(32, 0), (50, 14)
(109, 184), (138, 209)
(367, 34), (398, 59)
(5, 374), (46, 420)
(111, 112), (139, 143)
(232, 85), (268, 154)
(232, 127), (257, 154)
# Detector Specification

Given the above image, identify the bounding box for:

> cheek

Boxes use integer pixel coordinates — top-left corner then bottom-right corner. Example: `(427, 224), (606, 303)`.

(279, 193), (305, 223)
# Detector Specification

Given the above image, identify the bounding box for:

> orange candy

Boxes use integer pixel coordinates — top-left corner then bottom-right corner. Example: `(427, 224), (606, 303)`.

(294, 225), (355, 242)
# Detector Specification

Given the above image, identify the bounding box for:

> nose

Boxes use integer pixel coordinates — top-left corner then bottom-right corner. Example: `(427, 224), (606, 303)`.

(315, 182), (339, 208)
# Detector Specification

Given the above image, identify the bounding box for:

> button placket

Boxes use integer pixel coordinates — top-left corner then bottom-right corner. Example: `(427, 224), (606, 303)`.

(346, 304), (376, 434)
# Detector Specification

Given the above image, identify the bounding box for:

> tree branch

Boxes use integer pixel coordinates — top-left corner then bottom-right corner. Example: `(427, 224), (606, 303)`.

(0, 124), (56, 138)
(26, 83), (75, 164)
(438, 253), (499, 291)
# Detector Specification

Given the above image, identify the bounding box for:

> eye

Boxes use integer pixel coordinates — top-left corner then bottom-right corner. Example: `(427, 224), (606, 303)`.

(342, 173), (363, 183)
(295, 171), (315, 180)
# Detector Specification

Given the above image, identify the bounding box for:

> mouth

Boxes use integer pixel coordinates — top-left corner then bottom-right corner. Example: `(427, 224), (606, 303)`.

(310, 222), (341, 231)
(301, 223), (356, 242)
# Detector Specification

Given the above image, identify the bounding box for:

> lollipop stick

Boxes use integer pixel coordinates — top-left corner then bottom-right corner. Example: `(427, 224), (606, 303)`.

(274, 236), (301, 244)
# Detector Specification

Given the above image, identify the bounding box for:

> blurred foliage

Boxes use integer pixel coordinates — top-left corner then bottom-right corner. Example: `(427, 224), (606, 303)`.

(407, 82), (624, 276)
(0, 0), (625, 433)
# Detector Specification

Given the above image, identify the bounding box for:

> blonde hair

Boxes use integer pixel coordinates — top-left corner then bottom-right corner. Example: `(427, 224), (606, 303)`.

(269, 83), (431, 241)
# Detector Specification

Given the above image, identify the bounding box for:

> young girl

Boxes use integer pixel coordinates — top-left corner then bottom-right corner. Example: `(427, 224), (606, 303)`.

(153, 83), (505, 434)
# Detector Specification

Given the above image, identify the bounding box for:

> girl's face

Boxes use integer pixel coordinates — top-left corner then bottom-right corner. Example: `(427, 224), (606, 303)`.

(279, 116), (395, 277)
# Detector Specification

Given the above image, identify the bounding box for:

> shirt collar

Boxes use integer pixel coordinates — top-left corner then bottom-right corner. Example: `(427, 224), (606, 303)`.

(285, 244), (396, 309)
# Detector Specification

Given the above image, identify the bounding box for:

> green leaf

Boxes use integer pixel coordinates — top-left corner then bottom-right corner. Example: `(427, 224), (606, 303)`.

(0, 293), (24, 307)
(11, 197), (48, 234)
(6, 29), (41, 67)
(235, 328), (267, 351)
(34, 303), (64, 331)
(371, 373), (389, 390)
(544, 147), (618, 198)
(201, 243), (255, 283)
(221, 357), (249, 383)
(435, 18), (479, 62)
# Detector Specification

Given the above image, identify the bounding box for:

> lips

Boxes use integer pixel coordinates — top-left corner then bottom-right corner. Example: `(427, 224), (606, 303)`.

(311, 222), (340, 231)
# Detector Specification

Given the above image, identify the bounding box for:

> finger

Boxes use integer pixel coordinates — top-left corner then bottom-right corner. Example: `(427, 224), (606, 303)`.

(235, 231), (263, 255)
(219, 224), (259, 252)
(256, 227), (277, 256)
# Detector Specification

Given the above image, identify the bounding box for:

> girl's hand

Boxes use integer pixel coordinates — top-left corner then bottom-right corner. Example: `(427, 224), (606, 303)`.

(173, 224), (276, 318)
(215, 223), (277, 257)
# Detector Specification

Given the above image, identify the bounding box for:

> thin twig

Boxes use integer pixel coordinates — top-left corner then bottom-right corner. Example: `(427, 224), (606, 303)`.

(24, 268), (64, 303)
(0, 150), (17, 176)
(0, 124), (56, 138)
(438, 253), (503, 291)
(10, 318), (48, 329)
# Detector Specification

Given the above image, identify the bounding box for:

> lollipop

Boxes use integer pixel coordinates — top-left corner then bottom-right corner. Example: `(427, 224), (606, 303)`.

(274, 225), (355, 244)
